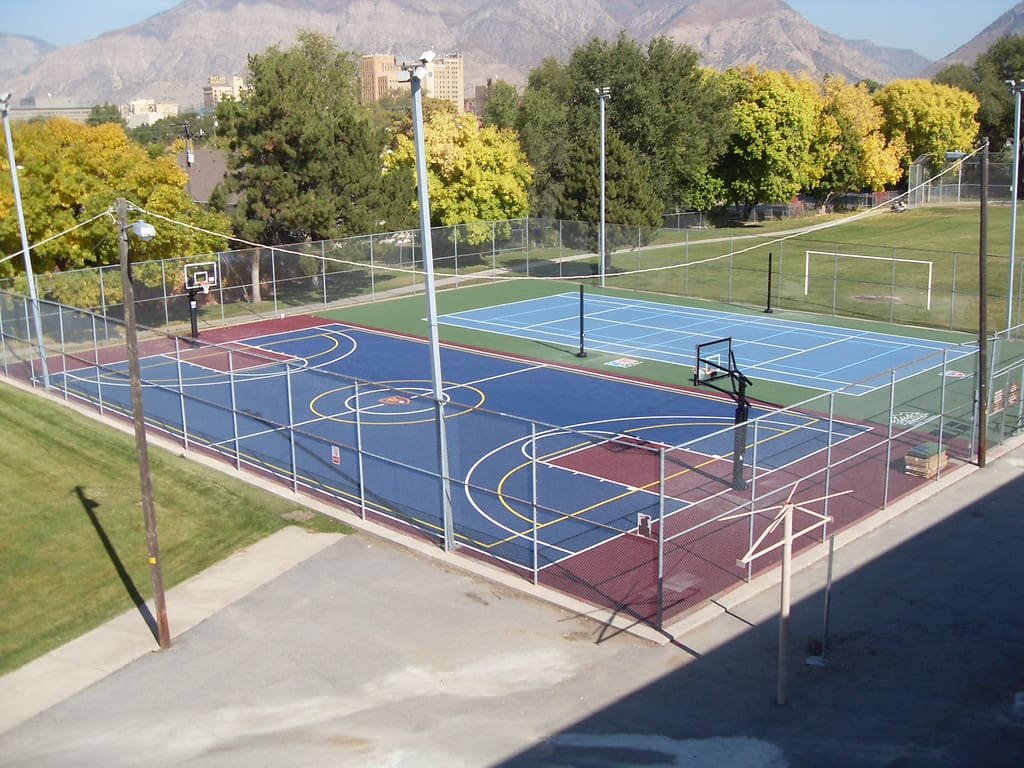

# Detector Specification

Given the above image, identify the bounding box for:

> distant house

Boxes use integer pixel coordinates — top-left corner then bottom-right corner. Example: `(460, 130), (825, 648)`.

(123, 99), (179, 129)
(175, 147), (229, 206)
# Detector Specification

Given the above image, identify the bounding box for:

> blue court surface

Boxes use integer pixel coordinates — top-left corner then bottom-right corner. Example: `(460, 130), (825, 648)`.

(438, 292), (972, 395)
(56, 320), (873, 571)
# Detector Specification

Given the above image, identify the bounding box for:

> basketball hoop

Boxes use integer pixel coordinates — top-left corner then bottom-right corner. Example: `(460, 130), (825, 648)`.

(197, 279), (211, 295)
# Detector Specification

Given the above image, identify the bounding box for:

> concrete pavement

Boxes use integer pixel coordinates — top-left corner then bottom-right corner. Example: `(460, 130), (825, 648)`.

(0, 437), (1022, 766)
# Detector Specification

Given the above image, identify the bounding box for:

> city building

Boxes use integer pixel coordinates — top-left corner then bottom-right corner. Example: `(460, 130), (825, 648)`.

(122, 98), (180, 129)
(202, 75), (246, 109)
(359, 52), (465, 113)
(5, 96), (96, 123)
(360, 54), (401, 104)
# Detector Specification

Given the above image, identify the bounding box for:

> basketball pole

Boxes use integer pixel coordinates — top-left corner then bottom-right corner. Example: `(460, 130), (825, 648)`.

(188, 287), (200, 340)
(732, 372), (750, 491)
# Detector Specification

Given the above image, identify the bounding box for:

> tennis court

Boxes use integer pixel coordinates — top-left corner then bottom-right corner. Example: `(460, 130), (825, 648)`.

(439, 291), (973, 395)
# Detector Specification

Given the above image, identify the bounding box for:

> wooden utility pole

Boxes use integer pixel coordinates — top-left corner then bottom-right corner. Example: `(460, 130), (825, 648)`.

(117, 197), (171, 649)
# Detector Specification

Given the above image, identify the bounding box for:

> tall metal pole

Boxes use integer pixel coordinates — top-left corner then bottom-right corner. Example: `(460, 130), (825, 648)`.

(405, 54), (455, 551)
(978, 143), (989, 468)
(777, 502), (793, 706)
(117, 198), (171, 648)
(1, 93), (49, 388)
(1008, 81), (1023, 334)
(595, 87), (610, 288)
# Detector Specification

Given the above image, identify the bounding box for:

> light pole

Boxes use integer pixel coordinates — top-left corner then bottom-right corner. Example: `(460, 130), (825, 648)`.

(595, 86), (610, 287)
(1006, 80), (1023, 334)
(117, 197), (171, 649)
(1, 92), (49, 389)
(978, 142), (990, 468)
(398, 52), (455, 551)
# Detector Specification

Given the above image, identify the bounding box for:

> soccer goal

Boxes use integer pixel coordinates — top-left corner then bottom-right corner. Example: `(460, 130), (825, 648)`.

(804, 250), (934, 310)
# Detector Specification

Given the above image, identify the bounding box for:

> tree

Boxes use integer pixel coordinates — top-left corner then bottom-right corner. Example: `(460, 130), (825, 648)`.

(716, 68), (822, 211)
(218, 31), (412, 245)
(0, 117), (229, 307)
(935, 35), (1024, 147)
(128, 111), (220, 159)
(216, 30), (414, 301)
(874, 79), (979, 168)
(515, 57), (577, 218)
(810, 77), (906, 205)
(385, 112), (533, 244)
(522, 33), (733, 214)
(480, 79), (520, 130)
(86, 103), (125, 128)
(557, 127), (662, 255)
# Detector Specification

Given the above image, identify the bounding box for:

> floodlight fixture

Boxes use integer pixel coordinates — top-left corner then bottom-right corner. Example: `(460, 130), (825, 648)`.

(127, 220), (156, 241)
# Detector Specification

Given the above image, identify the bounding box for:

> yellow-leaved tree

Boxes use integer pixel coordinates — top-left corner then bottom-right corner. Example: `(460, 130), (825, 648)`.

(0, 117), (229, 306)
(386, 112), (533, 244)
(873, 79), (979, 168)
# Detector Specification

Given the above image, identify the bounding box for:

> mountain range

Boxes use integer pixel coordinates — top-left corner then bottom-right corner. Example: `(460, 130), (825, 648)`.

(0, 0), (1021, 109)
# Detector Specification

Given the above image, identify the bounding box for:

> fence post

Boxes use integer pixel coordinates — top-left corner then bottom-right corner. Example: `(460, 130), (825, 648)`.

(883, 369), (897, 508)
(161, 260), (170, 326)
(229, 348), (241, 470)
(890, 247), (897, 323)
(270, 248), (279, 316)
(832, 245), (839, 316)
(532, 423), (539, 586)
(89, 314), (104, 414)
(355, 380), (366, 520)
(657, 446), (665, 629)
(20, 296), (38, 386)
(746, 420), (760, 582)
(175, 336), (188, 450)
(0, 297), (8, 378)
(286, 364), (298, 492)
(56, 306), (68, 401)
(217, 253), (226, 323)
(818, 394), (835, 542)
(323, 240), (330, 305)
(99, 265), (108, 329)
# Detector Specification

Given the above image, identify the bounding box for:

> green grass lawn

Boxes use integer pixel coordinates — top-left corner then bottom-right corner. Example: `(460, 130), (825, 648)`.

(0, 382), (350, 676)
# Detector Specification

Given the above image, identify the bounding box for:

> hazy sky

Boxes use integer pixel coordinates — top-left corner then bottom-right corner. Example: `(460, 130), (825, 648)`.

(1, 0), (1018, 61)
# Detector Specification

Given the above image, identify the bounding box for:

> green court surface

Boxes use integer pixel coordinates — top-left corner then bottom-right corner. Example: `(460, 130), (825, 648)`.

(317, 279), (986, 411)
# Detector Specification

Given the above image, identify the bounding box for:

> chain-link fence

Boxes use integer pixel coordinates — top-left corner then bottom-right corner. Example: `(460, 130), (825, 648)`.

(6, 211), (1018, 345)
(4, 289), (1023, 628)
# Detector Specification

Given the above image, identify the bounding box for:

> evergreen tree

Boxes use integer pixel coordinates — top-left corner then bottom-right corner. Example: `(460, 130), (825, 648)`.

(558, 128), (662, 264)
(217, 31), (414, 248)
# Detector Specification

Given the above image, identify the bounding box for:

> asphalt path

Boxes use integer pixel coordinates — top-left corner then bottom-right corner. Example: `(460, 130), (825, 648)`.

(1, 438), (1022, 767)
